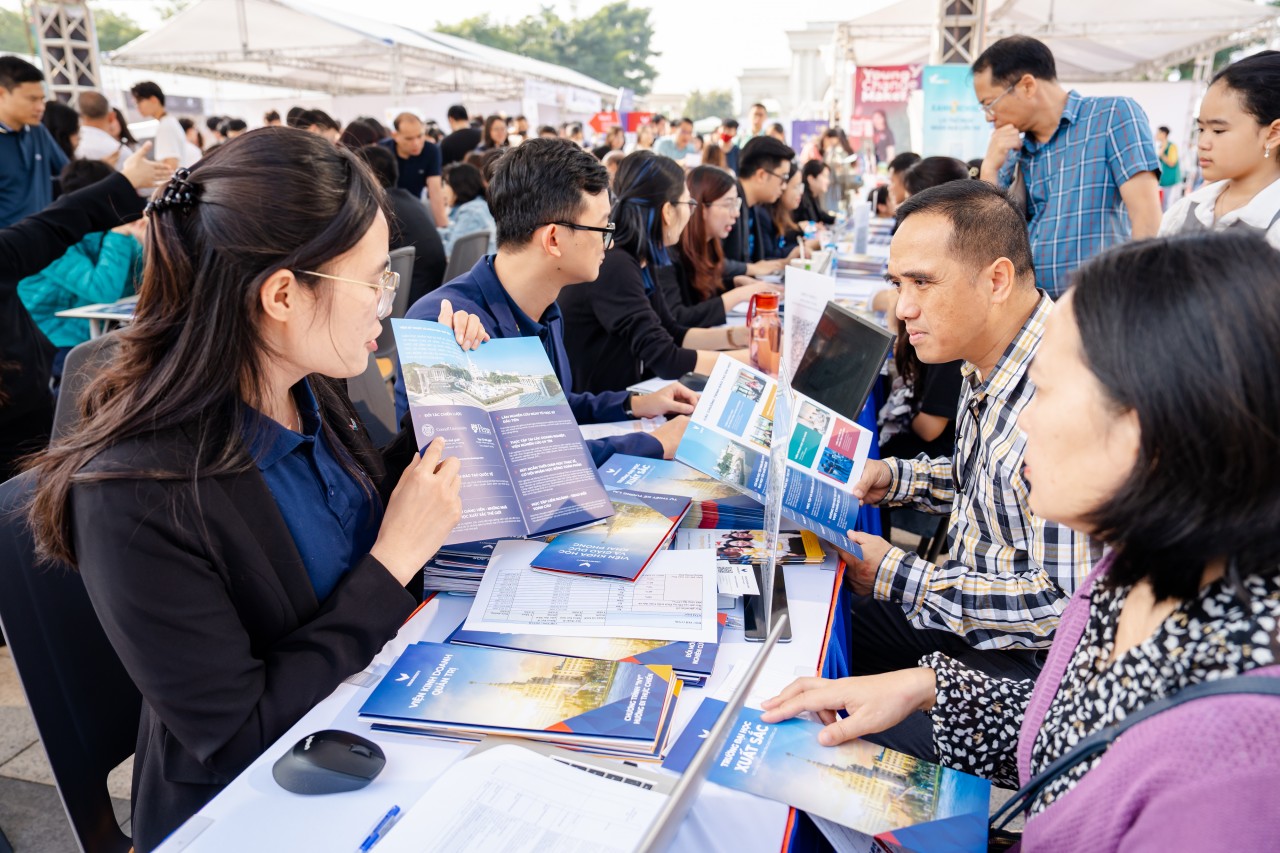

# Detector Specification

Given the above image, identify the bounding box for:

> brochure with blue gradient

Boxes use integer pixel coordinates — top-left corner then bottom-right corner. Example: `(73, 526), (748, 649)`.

(665, 705), (990, 852)
(393, 319), (613, 545)
(595, 454), (765, 530)
(359, 641), (679, 756)
(530, 489), (691, 581)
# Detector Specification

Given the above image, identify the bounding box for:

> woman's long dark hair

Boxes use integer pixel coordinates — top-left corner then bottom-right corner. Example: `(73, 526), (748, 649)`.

(1072, 231), (1280, 600)
(679, 165), (735, 300)
(611, 151), (685, 292)
(42, 100), (79, 160)
(27, 127), (387, 566)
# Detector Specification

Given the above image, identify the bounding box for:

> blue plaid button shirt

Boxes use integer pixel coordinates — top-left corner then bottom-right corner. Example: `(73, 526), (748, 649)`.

(998, 91), (1159, 297)
(873, 293), (1102, 651)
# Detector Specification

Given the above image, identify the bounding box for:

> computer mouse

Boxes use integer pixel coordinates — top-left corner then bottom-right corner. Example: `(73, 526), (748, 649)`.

(272, 729), (386, 795)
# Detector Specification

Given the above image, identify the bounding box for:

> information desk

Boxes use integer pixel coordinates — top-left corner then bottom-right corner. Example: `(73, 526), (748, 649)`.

(156, 560), (847, 853)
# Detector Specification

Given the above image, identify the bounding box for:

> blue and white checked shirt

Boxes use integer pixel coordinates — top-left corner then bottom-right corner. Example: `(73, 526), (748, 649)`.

(874, 293), (1103, 651)
(998, 91), (1159, 297)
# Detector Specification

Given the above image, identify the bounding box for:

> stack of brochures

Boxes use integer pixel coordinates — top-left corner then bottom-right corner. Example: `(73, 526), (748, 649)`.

(359, 642), (682, 760)
(596, 454), (765, 530)
(420, 540), (500, 594)
(665, 702), (991, 852)
(445, 614), (726, 687)
(530, 489), (691, 582)
(674, 529), (825, 566)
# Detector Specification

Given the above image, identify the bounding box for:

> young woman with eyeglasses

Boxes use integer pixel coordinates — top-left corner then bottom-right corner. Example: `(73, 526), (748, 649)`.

(666, 165), (781, 328)
(25, 128), (487, 851)
(558, 151), (749, 394)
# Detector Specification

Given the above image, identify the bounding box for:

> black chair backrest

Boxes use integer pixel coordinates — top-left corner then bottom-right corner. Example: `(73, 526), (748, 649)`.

(442, 230), (489, 283)
(0, 472), (139, 853)
(375, 245), (417, 359)
(51, 334), (122, 442)
(347, 352), (397, 446)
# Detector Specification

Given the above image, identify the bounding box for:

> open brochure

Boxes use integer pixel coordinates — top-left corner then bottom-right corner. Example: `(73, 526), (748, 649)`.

(393, 319), (613, 545)
(675, 356), (874, 554)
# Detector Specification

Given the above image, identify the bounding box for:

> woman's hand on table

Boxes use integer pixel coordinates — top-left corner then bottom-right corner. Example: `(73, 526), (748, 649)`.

(437, 298), (490, 350)
(760, 669), (937, 747)
(371, 437), (462, 585)
(631, 382), (699, 419)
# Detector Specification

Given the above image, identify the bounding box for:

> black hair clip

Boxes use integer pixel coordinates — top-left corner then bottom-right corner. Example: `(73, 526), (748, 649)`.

(144, 167), (200, 215)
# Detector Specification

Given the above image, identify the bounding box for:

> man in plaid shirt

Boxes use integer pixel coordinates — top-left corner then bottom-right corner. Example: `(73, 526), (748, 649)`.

(975, 36), (1162, 297)
(840, 182), (1101, 751)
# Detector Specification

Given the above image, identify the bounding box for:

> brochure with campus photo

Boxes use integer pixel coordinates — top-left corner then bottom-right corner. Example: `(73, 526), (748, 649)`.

(359, 641), (679, 757)
(531, 489), (692, 582)
(596, 453), (765, 530)
(393, 319), (613, 545)
(665, 703), (990, 852)
(674, 529), (825, 565)
(675, 357), (875, 554)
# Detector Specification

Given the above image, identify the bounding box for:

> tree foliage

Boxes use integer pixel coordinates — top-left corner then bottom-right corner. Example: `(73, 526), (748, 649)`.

(0, 7), (33, 54)
(683, 89), (734, 121)
(93, 7), (144, 52)
(437, 2), (659, 95)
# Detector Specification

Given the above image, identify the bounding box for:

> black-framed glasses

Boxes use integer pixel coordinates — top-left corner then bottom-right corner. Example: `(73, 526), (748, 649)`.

(953, 395), (985, 494)
(296, 257), (399, 320)
(544, 221), (616, 249)
(674, 200), (699, 211)
(766, 169), (791, 183)
(981, 83), (1018, 119)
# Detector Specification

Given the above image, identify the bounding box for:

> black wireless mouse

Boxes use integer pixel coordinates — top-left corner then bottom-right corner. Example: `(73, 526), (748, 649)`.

(272, 729), (386, 795)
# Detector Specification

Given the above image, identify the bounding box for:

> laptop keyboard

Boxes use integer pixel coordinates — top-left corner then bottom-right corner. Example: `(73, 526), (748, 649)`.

(553, 757), (654, 790)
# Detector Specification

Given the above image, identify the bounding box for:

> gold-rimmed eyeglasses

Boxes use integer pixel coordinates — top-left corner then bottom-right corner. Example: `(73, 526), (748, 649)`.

(296, 259), (400, 320)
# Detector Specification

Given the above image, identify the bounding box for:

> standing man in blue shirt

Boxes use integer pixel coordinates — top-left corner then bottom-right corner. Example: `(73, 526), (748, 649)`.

(974, 36), (1162, 297)
(395, 138), (698, 466)
(381, 112), (448, 228)
(0, 56), (68, 227)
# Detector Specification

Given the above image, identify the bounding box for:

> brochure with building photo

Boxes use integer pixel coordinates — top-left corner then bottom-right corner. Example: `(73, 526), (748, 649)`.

(393, 319), (613, 545)
(675, 356), (874, 554)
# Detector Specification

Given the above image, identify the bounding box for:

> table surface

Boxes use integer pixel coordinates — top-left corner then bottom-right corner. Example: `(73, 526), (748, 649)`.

(52, 294), (139, 320)
(156, 559), (843, 853)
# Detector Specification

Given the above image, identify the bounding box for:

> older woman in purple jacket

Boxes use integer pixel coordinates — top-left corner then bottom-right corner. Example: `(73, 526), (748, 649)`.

(761, 230), (1280, 850)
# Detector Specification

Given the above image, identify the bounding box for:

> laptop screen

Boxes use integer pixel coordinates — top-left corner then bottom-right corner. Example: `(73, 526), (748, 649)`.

(790, 302), (893, 421)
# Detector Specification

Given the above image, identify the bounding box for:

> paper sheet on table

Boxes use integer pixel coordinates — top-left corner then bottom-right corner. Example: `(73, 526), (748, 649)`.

(378, 744), (665, 853)
(465, 539), (718, 643)
(716, 560), (760, 597)
(578, 416), (665, 441)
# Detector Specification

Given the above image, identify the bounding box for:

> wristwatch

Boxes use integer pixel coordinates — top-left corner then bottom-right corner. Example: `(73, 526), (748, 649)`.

(623, 391), (639, 419)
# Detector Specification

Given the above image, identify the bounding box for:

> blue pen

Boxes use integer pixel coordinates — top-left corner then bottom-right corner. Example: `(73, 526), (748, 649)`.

(357, 805), (401, 853)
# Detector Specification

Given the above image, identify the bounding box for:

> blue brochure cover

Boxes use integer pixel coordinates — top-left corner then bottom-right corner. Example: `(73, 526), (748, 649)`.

(596, 454), (764, 529)
(530, 489), (691, 581)
(665, 706), (989, 851)
(447, 613), (726, 685)
(359, 641), (676, 749)
(393, 319), (614, 545)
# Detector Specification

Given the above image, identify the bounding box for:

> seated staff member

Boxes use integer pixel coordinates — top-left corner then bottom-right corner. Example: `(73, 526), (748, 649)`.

(666, 165), (779, 328)
(757, 164), (815, 259)
(764, 231), (1280, 850)
(796, 159), (836, 226)
(720, 136), (795, 282)
(396, 138), (698, 464)
(838, 181), (1100, 754)
(26, 129), (486, 852)
(558, 151), (748, 396)
(1159, 51), (1280, 247)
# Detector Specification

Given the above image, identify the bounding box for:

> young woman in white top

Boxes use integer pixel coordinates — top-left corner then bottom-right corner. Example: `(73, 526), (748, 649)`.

(1160, 51), (1280, 248)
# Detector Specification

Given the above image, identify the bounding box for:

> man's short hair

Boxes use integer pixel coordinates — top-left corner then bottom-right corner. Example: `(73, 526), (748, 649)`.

(887, 151), (922, 175)
(738, 135), (795, 179)
(129, 81), (165, 106)
(750, 103), (767, 112)
(676, 117), (694, 128)
(1157, 125), (1171, 135)
(223, 118), (247, 134)
(487, 137), (610, 249)
(0, 56), (43, 91)
(447, 104), (468, 122)
(651, 113), (667, 124)
(972, 35), (1057, 85)
(302, 109), (340, 132)
(286, 106), (306, 127)
(721, 118), (739, 130)
(537, 125), (558, 137)
(76, 90), (110, 120)
(895, 180), (1035, 284)
(355, 143), (398, 189)
(392, 112), (421, 132)
(264, 109), (280, 123)
(568, 122), (583, 136)
(205, 116), (223, 132)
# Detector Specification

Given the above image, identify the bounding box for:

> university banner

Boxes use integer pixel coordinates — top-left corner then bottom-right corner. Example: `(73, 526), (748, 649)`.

(921, 64), (990, 161)
(849, 64), (922, 167)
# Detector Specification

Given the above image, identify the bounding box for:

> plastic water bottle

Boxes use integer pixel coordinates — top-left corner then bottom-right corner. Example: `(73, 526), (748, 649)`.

(748, 292), (782, 377)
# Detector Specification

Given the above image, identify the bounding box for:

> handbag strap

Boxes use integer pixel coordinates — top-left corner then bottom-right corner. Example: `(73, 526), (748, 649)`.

(990, 675), (1280, 832)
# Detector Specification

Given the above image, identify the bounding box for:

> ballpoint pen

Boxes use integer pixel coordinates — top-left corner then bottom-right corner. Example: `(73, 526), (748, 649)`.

(357, 804), (402, 853)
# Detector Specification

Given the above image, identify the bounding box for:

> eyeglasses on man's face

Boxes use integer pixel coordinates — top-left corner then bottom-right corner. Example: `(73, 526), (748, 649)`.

(981, 83), (1018, 119)
(543, 221), (617, 249)
(297, 258), (400, 320)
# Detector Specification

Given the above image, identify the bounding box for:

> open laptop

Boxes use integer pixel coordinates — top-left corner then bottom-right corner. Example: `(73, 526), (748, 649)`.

(467, 615), (790, 849)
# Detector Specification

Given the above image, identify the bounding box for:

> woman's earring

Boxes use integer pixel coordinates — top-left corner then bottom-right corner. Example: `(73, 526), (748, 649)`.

(1267, 146), (1273, 159)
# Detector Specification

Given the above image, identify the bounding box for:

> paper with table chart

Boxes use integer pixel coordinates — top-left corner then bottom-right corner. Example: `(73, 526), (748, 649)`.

(464, 539), (718, 643)
(377, 743), (665, 853)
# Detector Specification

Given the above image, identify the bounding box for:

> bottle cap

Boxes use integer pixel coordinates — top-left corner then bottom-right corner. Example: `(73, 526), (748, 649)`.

(754, 292), (779, 311)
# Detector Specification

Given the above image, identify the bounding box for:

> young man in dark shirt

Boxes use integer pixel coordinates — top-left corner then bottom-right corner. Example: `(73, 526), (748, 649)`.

(720, 136), (793, 282)
(439, 104), (482, 167)
(395, 138), (697, 465)
(379, 112), (447, 227)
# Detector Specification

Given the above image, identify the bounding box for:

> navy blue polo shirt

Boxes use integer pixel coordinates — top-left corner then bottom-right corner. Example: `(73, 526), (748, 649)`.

(243, 379), (381, 601)
(379, 137), (442, 198)
(0, 121), (69, 227)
